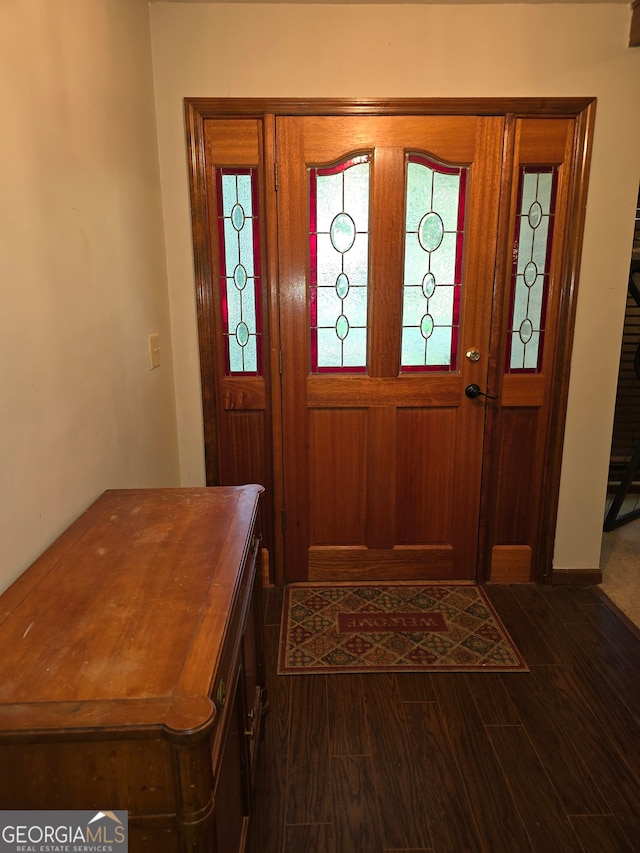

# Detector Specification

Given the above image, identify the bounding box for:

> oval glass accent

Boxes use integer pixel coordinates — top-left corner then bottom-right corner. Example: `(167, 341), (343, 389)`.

(336, 314), (349, 340)
(528, 201), (543, 229)
(231, 203), (245, 231)
(233, 263), (248, 291)
(418, 212), (444, 252)
(330, 213), (356, 253)
(523, 261), (538, 287)
(422, 272), (437, 299)
(335, 272), (350, 299)
(236, 321), (249, 347)
(519, 318), (534, 344)
(420, 314), (435, 339)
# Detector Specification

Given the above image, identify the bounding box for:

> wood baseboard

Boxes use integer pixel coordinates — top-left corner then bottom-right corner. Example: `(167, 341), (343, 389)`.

(549, 568), (602, 585)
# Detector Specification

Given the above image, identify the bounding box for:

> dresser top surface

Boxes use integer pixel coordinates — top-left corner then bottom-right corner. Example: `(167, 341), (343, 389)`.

(0, 485), (262, 736)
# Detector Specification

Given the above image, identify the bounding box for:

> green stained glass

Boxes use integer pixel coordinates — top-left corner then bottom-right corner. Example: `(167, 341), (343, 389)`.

(336, 273), (349, 299)
(231, 203), (245, 231)
(419, 212), (445, 252)
(236, 321), (249, 346)
(422, 273), (436, 298)
(330, 213), (356, 253)
(336, 315), (349, 340)
(420, 314), (435, 338)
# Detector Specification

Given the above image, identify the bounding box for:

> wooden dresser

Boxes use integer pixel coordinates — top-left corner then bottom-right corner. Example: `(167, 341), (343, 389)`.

(0, 485), (266, 853)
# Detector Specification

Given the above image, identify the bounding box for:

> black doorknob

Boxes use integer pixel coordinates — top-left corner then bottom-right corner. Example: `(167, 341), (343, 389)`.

(465, 383), (499, 400)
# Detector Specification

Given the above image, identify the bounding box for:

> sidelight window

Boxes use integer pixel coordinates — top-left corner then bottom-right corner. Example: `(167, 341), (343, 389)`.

(216, 168), (262, 375)
(506, 166), (558, 373)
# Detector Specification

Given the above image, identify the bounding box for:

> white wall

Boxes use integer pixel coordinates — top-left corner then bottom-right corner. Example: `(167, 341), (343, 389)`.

(0, 0), (180, 593)
(149, 2), (640, 574)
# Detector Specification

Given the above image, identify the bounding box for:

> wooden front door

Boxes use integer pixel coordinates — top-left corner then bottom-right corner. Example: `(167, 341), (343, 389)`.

(277, 116), (504, 582)
(185, 98), (595, 587)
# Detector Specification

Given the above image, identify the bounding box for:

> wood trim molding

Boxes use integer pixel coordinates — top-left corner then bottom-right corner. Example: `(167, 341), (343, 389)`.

(185, 97), (595, 120)
(631, 0), (640, 47)
(537, 100), (597, 583)
(550, 568), (603, 585)
(184, 100), (220, 484)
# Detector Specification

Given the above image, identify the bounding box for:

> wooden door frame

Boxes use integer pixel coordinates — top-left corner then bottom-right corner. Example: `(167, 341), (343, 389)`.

(185, 97), (596, 586)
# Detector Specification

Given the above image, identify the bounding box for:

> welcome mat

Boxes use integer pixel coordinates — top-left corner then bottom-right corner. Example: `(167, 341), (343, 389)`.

(278, 583), (528, 674)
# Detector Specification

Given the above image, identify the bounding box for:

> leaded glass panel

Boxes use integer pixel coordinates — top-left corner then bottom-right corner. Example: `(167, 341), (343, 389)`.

(506, 167), (557, 373)
(309, 156), (370, 372)
(401, 154), (466, 371)
(216, 168), (262, 375)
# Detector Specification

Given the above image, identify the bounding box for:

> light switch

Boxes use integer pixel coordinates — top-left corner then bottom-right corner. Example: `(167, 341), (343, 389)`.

(148, 333), (160, 369)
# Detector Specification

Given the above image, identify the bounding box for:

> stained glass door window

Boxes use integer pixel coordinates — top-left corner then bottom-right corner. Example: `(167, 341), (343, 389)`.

(216, 168), (262, 375)
(506, 167), (558, 373)
(309, 156), (370, 372)
(401, 154), (467, 371)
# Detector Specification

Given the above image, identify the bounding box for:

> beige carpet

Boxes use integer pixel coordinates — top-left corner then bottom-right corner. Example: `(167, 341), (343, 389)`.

(599, 497), (640, 629)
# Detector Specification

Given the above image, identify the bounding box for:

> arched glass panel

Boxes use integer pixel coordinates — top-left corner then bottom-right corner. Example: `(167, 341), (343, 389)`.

(506, 167), (558, 373)
(216, 168), (262, 375)
(401, 154), (467, 372)
(309, 156), (370, 373)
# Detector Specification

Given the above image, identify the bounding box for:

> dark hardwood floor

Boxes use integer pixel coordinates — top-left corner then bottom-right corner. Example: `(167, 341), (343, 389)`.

(246, 584), (640, 853)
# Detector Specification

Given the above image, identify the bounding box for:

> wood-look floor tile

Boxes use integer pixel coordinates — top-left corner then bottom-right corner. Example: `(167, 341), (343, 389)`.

(284, 823), (334, 853)
(501, 667), (606, 815)
(328, 673), (369, 756)
(522, 592), (640, 773)
(533, 664), (640, 847)
(484, 585), (558, 665)
(264, 585), (285, 627)
(248, 584), (640, 853)
(394, 671), (436, 702)
(534, 584), (595, 623)
(570, 619), (640, 718)
(464, 672), (521, 725)
(285, 675), (332, 825)
(570, 814), (638, 853)
(330, 755), (383, 853)
(486, 724), (586, 852)
(247, 625), (290, 853)
(403, 701), (484, 853)
(508, 586), (640, 764)
(432, 675), (535, 853)
(362, 674), (432, 850)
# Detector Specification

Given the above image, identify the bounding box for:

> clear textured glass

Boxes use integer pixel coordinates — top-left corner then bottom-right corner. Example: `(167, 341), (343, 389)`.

(310, 157), (370, 372)
(216, 169), (261, 375)
(506, 167), (557, 372)
(401, 154), (466, 371)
